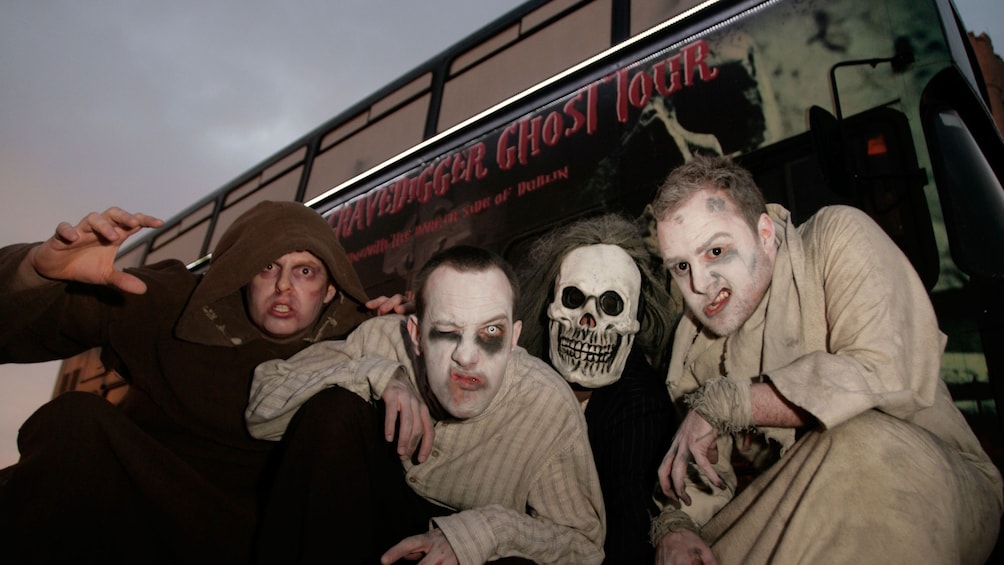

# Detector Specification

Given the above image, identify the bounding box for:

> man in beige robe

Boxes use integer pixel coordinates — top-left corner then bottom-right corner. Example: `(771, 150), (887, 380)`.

(648, 155), (1002, 564)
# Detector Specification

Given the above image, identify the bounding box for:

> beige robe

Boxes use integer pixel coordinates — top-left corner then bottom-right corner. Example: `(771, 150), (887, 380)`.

(653, 204), (1002, 564)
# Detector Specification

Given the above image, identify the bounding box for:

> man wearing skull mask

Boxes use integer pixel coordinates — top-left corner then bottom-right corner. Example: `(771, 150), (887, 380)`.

(517, 214), (680, 564)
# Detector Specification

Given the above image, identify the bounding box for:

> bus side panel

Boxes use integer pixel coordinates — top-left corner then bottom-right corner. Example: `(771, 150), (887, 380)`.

(323, 0), (952, 292)
(317, 0), (1004, 458)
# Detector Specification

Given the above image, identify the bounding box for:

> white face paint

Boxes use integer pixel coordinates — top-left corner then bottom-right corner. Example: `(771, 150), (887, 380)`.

(408, 266), (521, 419)
(656, 188), (776, 337)
(547, 244), (641, 388)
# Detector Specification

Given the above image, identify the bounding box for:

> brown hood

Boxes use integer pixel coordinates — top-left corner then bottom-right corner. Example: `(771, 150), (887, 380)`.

(175, 200), (371, 347)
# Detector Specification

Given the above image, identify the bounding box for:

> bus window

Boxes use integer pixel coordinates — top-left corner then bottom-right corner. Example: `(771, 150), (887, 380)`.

(145, 218), (212, 266)
(304, 95), (430, 201)
(144, 201), (216, 266)
(113, 241), (148, 271)
(438, 0), (611, 132)
(208, 167), (303, 252)
(261, 146), (306, 187)
(629, 0), (706, 36)
(841, 107), (939, 289)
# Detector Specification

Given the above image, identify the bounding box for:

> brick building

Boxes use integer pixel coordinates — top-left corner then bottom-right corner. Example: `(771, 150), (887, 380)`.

(970, 32), (1004, 135)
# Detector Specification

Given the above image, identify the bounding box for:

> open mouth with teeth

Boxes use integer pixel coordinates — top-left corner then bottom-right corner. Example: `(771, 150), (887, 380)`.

(705, 289), (730, 317)
(557, 335), (617, 368)
(271, 304), (292, 314)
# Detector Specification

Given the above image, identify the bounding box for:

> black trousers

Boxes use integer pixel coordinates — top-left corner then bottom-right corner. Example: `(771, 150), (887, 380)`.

(256, 386), (535, 565)
(0, 391), (262, 564)
(255, 385), (443, 564)
(0, 387), (533, 564)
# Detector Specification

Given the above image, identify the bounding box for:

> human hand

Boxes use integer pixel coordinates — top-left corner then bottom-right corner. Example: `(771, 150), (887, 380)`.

(367, 292), (415, 315)
(657, 410), (723, 505)
(655, 529), (718, 565)
(382, 369), (435, 462)
(29, 207), (163, 294)
(380, 528), (457, 565)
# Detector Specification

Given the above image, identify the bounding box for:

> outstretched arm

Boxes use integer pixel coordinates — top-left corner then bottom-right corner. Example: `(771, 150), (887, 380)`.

(24, 207), (163, 294)
(658, 381), (811, 503)
(248, 317), (434, 461)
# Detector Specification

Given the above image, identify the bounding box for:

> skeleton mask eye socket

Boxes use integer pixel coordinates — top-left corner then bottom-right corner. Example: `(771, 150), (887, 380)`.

(561, 286), (625, 316)
(598, 291), (624, 316)
(547, 244), (642, 388)
(561, 286), (586, 309)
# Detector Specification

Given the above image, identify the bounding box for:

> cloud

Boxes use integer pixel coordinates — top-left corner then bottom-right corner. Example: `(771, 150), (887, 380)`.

(0, 0), (525, 467)
(1, 0), (1000, 473)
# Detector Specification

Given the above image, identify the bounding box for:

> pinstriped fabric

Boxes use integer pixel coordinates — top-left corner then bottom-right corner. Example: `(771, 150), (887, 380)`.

(248, 315), (605, 564)
(248, 317), (408, 440)
(584, 351), (674, 563)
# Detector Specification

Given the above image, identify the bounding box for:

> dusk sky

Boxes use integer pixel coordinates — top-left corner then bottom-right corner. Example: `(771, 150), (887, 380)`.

(0, 0), (1001, 467)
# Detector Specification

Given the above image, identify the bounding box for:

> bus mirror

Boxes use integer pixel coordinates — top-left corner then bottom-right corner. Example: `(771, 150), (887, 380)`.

(828, 39), (915, 121)
(891, 37), (915, 73)
(809, 105), (851, 197)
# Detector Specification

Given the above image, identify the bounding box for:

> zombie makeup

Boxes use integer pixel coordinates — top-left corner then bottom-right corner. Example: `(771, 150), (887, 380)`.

(657, 189), (775, 337)
(247, 250), (336, 341)
(428, 323), (509, 355)
(409, 266), (521, 419)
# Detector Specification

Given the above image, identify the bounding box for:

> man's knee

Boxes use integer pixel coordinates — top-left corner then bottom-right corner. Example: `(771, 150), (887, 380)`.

(285, 386), (381, 445)
(821, 409), (930, 464)
(30, 390), (114, 419)
(19, 391), (120, 447)
(8, 392), (141, 502)
(803, 409), (954, 500)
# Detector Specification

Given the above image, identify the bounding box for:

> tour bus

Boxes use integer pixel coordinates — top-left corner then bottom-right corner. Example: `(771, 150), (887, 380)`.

(58, 0), (1004, 465)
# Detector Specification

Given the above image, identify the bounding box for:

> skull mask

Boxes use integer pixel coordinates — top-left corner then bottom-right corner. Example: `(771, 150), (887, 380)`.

(547, 244), (641, 388)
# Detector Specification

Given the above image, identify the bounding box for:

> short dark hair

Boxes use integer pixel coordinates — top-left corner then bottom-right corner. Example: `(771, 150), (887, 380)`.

(651, 155), (767, 233)
(412, 245), (520, 319)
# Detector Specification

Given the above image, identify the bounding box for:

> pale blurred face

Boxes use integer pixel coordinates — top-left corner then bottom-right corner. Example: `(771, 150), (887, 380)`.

(657, 189), (776, 337)
(247, 251), (337, 341)
(407, 266), (522, 419)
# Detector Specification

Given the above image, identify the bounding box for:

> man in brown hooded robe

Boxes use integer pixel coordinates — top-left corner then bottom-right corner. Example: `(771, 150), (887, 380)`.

(0, 201), (386, 563)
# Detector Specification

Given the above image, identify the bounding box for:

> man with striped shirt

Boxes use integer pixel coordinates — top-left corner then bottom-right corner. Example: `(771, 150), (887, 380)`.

(247, 245), (605, 564)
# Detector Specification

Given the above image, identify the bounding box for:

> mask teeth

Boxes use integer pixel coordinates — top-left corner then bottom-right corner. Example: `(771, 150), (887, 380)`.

(559, 336), (616, 360)
(559, 335), (621, 374)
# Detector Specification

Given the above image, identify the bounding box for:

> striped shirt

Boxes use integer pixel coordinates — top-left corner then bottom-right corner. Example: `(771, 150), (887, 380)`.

(248, 315), (605, 564)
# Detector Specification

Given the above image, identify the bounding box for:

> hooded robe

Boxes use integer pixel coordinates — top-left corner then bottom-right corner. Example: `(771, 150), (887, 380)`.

(0, 200), (370, 563)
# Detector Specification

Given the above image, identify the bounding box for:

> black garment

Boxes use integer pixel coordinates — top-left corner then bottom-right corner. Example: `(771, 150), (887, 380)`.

(582, 350), (675, 565)
(0, 201), (372, 563)
(0, 392), (266, 564)
(256, 386), (534, 565)
(256, 386), (439, 564)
